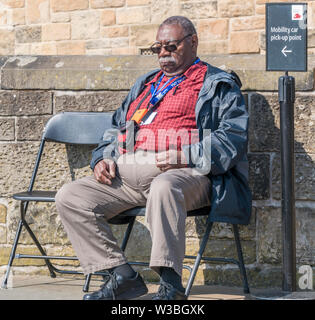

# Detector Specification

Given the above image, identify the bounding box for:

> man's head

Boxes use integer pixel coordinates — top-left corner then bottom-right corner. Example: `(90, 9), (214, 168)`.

(152, 16), (198, 77)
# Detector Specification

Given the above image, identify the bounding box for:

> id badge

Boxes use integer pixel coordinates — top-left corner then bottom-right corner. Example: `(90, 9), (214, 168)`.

(141, 111), (157, 125)
(131, 108), (148, 124)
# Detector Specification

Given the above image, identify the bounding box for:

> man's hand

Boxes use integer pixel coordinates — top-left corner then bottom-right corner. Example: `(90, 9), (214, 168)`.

(155, 149), (188, 172)
(94, 159), (116, 185)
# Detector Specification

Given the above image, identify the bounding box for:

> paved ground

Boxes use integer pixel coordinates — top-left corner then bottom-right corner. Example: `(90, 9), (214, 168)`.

(0, 275), (314, 300)
(0, 275), (247, 300)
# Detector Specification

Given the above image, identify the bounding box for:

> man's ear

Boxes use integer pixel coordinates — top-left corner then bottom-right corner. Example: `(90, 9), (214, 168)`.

(191, 34), (198, 53)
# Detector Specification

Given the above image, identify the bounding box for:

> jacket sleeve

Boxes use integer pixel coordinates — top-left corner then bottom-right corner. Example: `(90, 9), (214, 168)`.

(89, 97), (127, 171)
(182, 81), (249, 176)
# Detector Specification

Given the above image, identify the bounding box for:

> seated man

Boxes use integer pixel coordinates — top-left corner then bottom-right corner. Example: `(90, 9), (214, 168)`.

(55, 15), (251, 300)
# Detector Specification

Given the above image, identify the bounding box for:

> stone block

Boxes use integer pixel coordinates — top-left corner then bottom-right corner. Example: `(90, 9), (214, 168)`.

(42, 23), (71, 41)
(231, 15), (265, 31)
(51, 12), (70, 23)
(130, 24), (158, 47)
(90, 0), (125, 8)
(185, 213), (256, 241)
(229, 31), (260, 53)
(0, 90), (52, 116)
(249, 93), (315, 154)
(102, 26), (129, 38)
(186, 238), (256, 264)
(0, 204), (7, 223)
(197, 19), (228, 41)
(0, 10), (7, 25)
(100, 9), (116, 26)
(116, 7), (150, 25)
(0, 246), (46, 266)
(197, 41), (228, 55)
(203, 265), (279, 287)
(31, 42), (57, 55)
(4, 0), (25, 8)
(15, 25), (41, 43)
(16, 116), (50, 141)
(0, 28), (15, 55)
(71, 11), (100, 40)
(0, 118), (15, 141)
(127, 0), (151, 5)
(56, 41), (86, 55)
(150, 0), (180, 24)
(85, 39), (111, 50)
(51, 0), (89, 12)
(8, 8), (25, 25)
(255, 4), (265, 15)
(257, 206), (315, 265)
(180, 1), (218, 19)
(308, 29), (315, 48)
(259, 31), (265, 50)
(54, 91), (128, 113)
(272, 153), (315, 201)
(26, 0), (49, 24)
(309, 2), (315, 29)
(248, 93), (279, 152)
(15, 43), (31, 55)
(248, 154), (270, 200)
(0, 226), (6, 243)
(46, 246), (80, 267)
(110, 37), (129, 48)
(112, 47), (138, 55)
(218, 0), (254, 17)
(257, 206), (282, 264)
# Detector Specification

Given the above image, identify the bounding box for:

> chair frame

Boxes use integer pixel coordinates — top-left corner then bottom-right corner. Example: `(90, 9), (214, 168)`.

(1, 111), (250, 297)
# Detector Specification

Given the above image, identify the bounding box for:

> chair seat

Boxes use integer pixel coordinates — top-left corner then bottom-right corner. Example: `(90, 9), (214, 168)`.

(108, 205), (211, 225)
(13, 191), (57, 202)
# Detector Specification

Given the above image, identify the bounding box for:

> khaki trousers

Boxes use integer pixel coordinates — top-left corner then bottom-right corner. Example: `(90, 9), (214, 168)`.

(55, 150), (211, 276)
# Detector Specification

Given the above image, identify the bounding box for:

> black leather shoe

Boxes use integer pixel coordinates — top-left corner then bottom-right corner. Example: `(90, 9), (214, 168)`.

(83, 272), (148, 300)
(152, 280), (187, 300)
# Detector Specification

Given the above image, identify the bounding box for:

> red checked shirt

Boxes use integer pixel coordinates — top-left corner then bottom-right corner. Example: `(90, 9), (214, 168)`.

(119, 60), (207, 154)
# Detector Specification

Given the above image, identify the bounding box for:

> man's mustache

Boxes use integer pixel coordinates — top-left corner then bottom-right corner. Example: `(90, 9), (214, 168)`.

(159, 56), (176, 64)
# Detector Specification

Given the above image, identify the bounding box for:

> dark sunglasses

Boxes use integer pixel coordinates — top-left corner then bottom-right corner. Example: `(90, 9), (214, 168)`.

(150, 34), (192, 54)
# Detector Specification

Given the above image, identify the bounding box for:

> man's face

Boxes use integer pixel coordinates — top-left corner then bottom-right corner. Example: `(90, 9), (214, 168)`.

(155, 24), (198, 77)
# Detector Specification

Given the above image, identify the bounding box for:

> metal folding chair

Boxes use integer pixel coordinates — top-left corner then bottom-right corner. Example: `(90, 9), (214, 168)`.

(1, 112), (113, 291)
(2, 111), (250, 297)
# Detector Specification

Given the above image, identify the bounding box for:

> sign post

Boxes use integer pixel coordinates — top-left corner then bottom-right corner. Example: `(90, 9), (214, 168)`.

(266, 3), (307, 293)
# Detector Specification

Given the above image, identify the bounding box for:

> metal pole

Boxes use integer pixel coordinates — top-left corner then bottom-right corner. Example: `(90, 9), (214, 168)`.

(278, 72), (296, 292)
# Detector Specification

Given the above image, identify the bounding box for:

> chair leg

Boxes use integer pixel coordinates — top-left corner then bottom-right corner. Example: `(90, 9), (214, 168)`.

(83, 274), (92, 292)
(1, 220), (24, 289)
(232, 224), (250, 294)
(120, 217), (136, 252)
(22, 219), (56, 278)
(185, 221), (213, 297)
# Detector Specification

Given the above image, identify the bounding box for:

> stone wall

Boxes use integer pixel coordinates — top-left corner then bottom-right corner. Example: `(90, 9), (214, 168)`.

(0, 0), (314, 56)
(0, 54), (314, 289)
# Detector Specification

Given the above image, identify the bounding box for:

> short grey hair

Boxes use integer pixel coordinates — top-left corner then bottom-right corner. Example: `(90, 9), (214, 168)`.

(159, 16), (197, 35)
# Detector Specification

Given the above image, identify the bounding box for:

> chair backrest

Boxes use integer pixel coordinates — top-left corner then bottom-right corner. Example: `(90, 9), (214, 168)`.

(43, 112), (113, 145)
